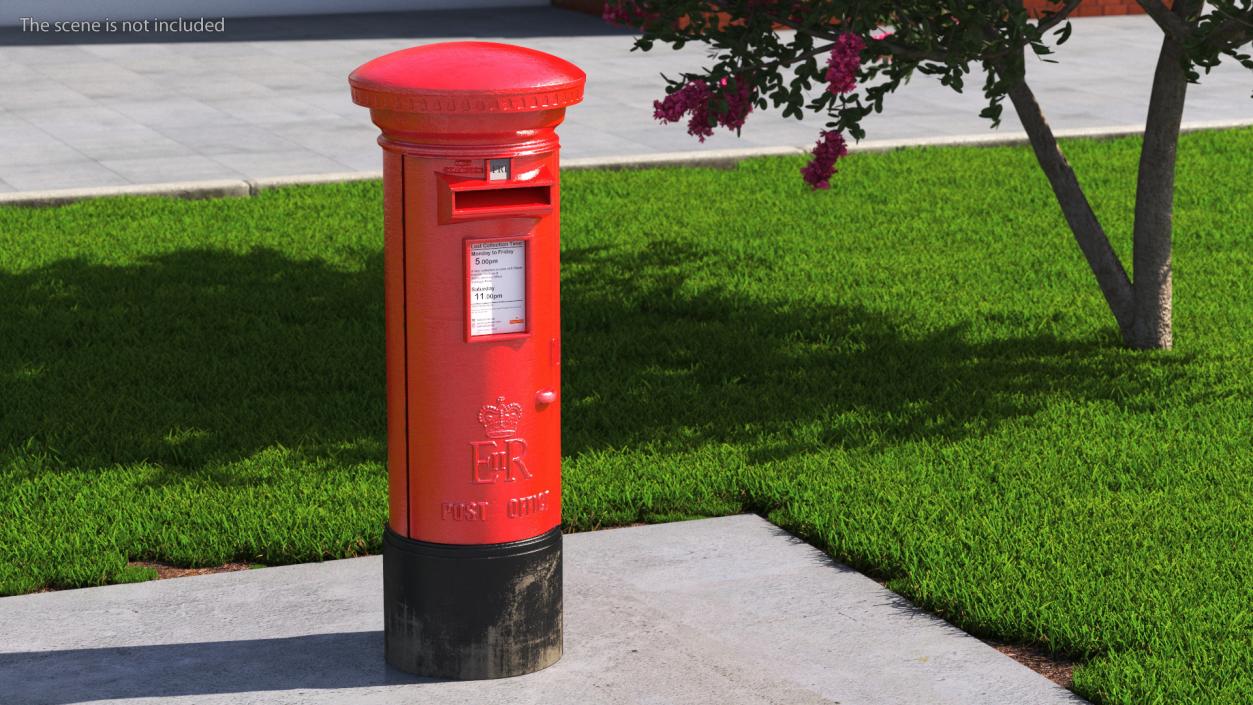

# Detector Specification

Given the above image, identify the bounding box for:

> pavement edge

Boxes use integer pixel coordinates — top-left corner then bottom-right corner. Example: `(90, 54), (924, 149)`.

(2, 119), (1249, 208)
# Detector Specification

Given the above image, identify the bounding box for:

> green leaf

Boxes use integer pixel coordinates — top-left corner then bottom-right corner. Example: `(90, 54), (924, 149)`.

(1054, 21), (1073, 45)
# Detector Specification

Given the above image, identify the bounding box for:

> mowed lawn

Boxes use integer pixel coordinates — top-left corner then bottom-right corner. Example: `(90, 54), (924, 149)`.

(2, 127), (1250, 704)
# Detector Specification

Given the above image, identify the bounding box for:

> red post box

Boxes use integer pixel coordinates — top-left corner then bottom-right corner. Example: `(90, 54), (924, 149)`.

(349, 42), (584, 679)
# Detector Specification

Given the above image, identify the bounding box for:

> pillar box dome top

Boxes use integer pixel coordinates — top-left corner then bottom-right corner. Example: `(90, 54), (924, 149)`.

(349, 41), (586, 115)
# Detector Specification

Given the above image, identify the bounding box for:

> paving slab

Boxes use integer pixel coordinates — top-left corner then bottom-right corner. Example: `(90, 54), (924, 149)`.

(0, 8), (1250, 192)
(0, 515), (1084, 705)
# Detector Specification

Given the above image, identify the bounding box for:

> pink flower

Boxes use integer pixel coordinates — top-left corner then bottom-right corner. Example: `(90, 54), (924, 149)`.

(653, 75), (755, 142)
(825, 33), (866, 95)
(718, 75), (754, 133)
(653, 80), (714, 140)
(801, 131), (849, 190)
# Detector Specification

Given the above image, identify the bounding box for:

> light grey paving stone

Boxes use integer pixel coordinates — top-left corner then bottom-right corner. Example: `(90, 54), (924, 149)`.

(151, 122), (303, 156)
(209, 149), (358, 177)
(251, 70), (343, 93)
(23, 61), (149, 84)
(154, 74), (278, 100)
(0, 45), (99, 65)
(122, 52), (212, 76)
(205, 96), (346, 125)
(263, 120), (379, 159)
(175, 42), (293, 59)
(1, 162), (130, 191)
(258, 39), (389, 60)
(77, 43), (189, 60)
(558, 126), (663, 159)
(0, 9), (1247, 193)
(0, 110), (34, 129)
(565, 145), (805, 172)
(0, 82), (96, 110)
(289, 90), (369, 119)
(52, 125), (197, 161)
(96, 96), (237, 128)
(54, 78), (167, 100)
(280, 54), (376, 75)
(1185, 95), (1253, 117)
(97, 154), (244, 184)
(11, 104), (138, 137)
(609, 124), (780, 154)
(0, 126), (86, 167)
(0, 515), (1084, 705)
(331, 150), (385, 173)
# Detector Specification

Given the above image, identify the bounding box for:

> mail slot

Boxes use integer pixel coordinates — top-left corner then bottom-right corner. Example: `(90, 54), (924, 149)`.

(453, 184), (551, 213)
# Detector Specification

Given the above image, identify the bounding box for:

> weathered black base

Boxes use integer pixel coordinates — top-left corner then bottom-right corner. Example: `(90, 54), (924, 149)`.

(383, 526), (563, 679)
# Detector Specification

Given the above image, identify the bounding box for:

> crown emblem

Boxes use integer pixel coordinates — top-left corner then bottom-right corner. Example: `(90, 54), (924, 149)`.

(478, 396), (522, 438)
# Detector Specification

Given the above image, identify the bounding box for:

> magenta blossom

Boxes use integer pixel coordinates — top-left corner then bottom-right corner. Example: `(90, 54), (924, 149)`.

(654, 80), (714, 140)
(801, 131), (849, 190)
(654, 75), (755, 142)
(825, 33), (866, 94)
(718, 75), (754, 133)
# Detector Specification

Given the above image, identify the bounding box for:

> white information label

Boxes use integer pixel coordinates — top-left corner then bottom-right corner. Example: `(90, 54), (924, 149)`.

(469, 240), (527, 336)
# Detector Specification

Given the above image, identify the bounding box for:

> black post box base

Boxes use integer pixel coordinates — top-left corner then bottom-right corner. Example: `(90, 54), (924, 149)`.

(383, 526), (563, 679)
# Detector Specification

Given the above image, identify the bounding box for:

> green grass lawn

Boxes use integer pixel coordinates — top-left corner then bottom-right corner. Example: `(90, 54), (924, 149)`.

(2, 127), (1251, 704)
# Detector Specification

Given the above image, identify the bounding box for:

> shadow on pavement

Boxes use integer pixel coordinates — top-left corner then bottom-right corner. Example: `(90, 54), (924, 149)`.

(0, 631), (436, 704)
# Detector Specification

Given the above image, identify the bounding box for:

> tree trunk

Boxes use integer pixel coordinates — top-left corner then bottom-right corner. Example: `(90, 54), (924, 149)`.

(1005, 75), (1136, 338)
(1129, 25), (1190, 349)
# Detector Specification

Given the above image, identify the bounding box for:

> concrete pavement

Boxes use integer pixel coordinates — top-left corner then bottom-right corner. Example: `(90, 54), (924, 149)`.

(0, 515), (1085, 705)
(0, 7), (1249, 194)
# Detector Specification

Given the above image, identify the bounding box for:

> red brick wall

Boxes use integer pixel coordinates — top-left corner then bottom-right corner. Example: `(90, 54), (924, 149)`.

(1023, 0), (1153, 17)
(555, 1), (1157, 18)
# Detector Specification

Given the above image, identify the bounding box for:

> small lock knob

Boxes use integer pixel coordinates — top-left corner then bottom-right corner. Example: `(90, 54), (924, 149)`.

(535, 388), (557, 406)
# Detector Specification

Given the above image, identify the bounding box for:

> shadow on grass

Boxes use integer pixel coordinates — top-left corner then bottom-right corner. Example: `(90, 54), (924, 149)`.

(560, 239), (1195, 459)
(0, 242), (1194, 476)
(0, 248), (386, 481)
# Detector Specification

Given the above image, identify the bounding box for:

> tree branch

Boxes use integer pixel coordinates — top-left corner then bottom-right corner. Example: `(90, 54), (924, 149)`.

(1128, 24), (1190, 349)
(1034, 0), (1084, 34)
(871, 37), (952, 63)
(721, 0), (1082, 69)
(771, 42), (837, 69)
(690, 40), (837, 80)
(750, 6), (954, 63)
(1002, 66), (1136, 334)
(1209, 13), (1253, 52)
(1136, 0), (1193, 44)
